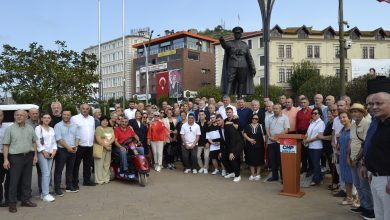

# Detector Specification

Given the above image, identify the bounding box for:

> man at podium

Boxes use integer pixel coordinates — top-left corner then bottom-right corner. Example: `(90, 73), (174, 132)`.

(265, 104), (290, 182)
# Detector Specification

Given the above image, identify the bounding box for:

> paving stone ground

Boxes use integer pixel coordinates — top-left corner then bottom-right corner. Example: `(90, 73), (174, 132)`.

(1, 165), (362, 220)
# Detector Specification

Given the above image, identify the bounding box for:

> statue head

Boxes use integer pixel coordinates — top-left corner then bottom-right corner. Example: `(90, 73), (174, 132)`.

(232, 26), (243, 40)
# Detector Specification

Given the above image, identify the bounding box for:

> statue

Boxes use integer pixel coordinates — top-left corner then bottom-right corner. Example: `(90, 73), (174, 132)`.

(220, 26), (256, 98)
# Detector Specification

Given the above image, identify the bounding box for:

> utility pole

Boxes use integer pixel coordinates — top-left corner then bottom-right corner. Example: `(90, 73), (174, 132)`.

(98, 0), (102, 101)
(144, 30), (153, 105)
(258, 0), (275, 98)
(338, 0), (346, 96)
(122, 0), (126, 108)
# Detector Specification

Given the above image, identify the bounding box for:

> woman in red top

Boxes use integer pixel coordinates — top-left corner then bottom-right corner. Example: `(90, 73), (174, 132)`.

(147, 111), (169, 172)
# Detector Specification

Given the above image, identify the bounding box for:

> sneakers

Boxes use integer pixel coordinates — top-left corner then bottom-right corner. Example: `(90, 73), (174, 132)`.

(184, 169), (191, 174)
(192, 169), (198, 174)
(233, 176), (241, 182)
(203, 168), (208, 174)
(55, 189), (64, 197)
(360, 210), (375, 220)
(198, 168), (204, 173)
(155, 165), (161, 172)
(224, 173), (235, 178)
(211, 169), (219, 175)
(254, 175), (261, 181)
(42, 194), (55, 202)
(266, 177), (279, 182)
(65, 187), (79, 193)
(249, 175), (255, 181)
(341, 197), (354, 205)
(333, 190), (347, 197)
(221, 170), (226, 176)
(350, 206), (367, 214)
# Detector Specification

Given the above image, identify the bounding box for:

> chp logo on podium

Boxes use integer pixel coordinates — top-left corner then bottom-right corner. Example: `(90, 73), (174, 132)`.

(280, 138), (297, 154)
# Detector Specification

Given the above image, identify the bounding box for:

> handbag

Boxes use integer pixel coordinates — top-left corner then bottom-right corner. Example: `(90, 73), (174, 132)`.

(93, 143), (103, 159)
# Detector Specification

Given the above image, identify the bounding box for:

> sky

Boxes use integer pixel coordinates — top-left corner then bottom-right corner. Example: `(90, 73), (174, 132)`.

(1, 0), (389, 52)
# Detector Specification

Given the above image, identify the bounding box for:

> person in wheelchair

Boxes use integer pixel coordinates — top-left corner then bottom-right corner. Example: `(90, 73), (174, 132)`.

(114, 117), (144, 176)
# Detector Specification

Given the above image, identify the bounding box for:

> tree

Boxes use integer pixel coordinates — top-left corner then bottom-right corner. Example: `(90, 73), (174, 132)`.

(346, 74), (376, 104)
(0, 41), (98, 109)
(245, 85), (286, 107)
(289, 60), (320, 93)
(297, 75), (340, 103)
(197, 85), (223, 102)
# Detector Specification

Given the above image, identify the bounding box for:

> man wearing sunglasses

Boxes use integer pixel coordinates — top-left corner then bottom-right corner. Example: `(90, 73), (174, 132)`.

(180, 113), (201, 174)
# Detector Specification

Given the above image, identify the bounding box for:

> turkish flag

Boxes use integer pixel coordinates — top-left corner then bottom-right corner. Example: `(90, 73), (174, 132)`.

(156, 71), (169, 100)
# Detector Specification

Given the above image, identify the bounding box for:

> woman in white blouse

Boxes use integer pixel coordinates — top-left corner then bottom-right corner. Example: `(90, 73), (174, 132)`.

(303, 107), (325, 186)
(36, 112), (57, 202)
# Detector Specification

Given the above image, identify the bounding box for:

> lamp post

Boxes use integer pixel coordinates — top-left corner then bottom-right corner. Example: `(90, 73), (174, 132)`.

(98, 0), (102, 100)
(144, 30), (153, 105)
(122, 0), (126, 108)
(338, 0), (346, 96)
(258, 0), (275, 98)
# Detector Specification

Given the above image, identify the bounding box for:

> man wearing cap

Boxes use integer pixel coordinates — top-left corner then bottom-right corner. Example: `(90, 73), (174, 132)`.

(348, 103), (374, 219)
(219, 26), (256, 98)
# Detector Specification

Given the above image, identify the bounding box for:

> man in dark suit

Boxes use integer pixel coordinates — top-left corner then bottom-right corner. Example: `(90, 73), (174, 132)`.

(217, 115), (244, 182)
(194, 100), (209, 122)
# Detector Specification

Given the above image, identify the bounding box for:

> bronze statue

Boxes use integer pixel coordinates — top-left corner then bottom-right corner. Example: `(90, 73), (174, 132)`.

(220, 26), (256, 98)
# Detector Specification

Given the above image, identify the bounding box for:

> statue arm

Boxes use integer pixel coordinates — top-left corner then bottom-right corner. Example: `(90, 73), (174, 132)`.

(246, 48), (256, 76)
(219, 37), (230, 50)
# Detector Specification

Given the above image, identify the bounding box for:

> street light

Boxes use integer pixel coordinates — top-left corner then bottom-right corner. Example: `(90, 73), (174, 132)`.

(143, 30), (153, 105)
(258, 0), (275, 98)
(98, 0), (102, 101)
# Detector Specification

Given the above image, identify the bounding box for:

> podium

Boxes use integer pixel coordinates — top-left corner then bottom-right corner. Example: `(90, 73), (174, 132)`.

(275, 134), (305, 198)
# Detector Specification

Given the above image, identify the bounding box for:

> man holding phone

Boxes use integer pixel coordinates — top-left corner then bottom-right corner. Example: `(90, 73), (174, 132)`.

(54, 108), (80, 196)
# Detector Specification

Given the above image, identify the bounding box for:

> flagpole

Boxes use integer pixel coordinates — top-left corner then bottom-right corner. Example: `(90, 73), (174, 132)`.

(122, 0), (126, 108)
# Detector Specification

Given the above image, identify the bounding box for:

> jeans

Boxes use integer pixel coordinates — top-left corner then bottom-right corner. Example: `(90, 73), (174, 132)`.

(54, 148), (76, 189)
(350, 162), (374, 211)
(221, 151), (241, 177)
(38, 152), (53, 196)
(371, 176), (390, 220)
(309, 148), (323, 183)
(0, 154), (10, 203)
(197, 146), (210, 169)
(181, 145), (198, 169)
(113, 147), (144, 171)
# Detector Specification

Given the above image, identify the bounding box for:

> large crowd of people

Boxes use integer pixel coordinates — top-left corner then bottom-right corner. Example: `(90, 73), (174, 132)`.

(0, 93), (389, 220)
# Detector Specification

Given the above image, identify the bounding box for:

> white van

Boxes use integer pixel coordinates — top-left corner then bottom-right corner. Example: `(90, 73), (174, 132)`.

(0, 104), (39, 124)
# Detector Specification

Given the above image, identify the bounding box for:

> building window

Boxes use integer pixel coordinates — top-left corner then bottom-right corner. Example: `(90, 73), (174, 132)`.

(286, 69), (292, 81)
(336, 69), (348, 81)
(278, 45), (284, 58)
(259, 38), (264, 48)
(298, 29), (308, 39)
(362, 47), (368, 59)
(151, 85), (156, 92)
(142, 73), (146, 80)
(375, 32), (385, 40)
(324, 30), (335, 39)
(286, 45), (292, 58)
(307, 45), (313, 58)
(279, 68), (286, 83)
(350, 31), (360, 40)
(173, 38), (185, 49)
(248, 40), (252, 49)
(201, 69), (210, 74)
(260, 56), (265, 66)
(335, 46), (340, 58)
(270, 29), (282, 38)
(314, 46), (320, 58)
(188, 51), (200, 61)
(369, 47), (375, 59)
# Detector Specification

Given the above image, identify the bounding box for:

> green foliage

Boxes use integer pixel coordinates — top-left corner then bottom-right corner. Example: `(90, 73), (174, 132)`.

(197, 85), (223, 102)
(157, 95), (170, 108)
(245, 85), (286, 107)
(289, 61), (320, 93)
(297, 75), (340, 103)
(346, 74), (376, 104)
(199, 25), (231, 40)
(0, 41), (98, 108)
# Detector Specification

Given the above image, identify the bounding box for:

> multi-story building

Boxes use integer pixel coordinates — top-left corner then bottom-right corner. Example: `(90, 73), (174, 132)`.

(215, 25), (390, 88)
(132, 31), (217, 101)
(84, 35), (147, 100)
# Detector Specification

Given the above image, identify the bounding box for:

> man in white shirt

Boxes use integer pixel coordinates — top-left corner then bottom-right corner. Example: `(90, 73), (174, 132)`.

(0, 111), (10, 207)
(218, 95), (237, 120)
(124, 101), (137, 120)
(180, 113), (201, 174)
(71, 104), (95, 187)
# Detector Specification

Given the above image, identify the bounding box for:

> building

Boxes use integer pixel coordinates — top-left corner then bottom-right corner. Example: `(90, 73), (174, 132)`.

(214, 25), (390, 88)
(84, 35), (147, 101)
(132, 31), (217, 101)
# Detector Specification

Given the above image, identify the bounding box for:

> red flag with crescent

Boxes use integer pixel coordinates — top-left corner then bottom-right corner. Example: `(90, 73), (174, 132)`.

(156, 71), (169, 100)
